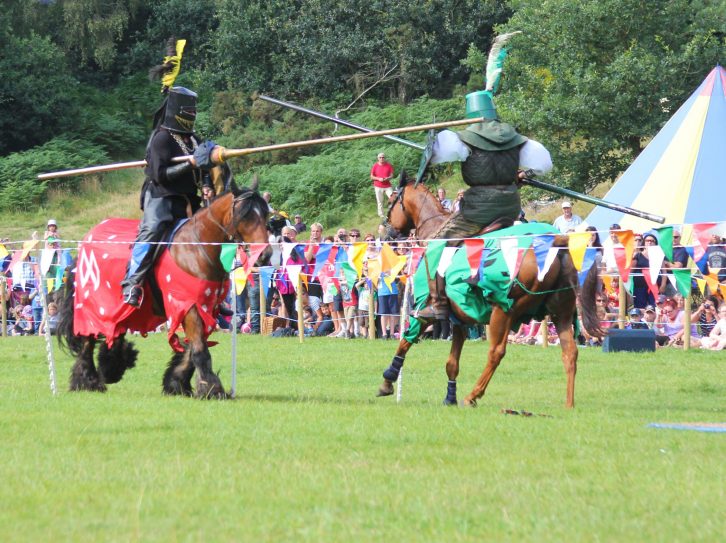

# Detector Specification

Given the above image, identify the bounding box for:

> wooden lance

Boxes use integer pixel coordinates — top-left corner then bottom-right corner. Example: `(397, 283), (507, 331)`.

(37, 117), (488, 180)
(257, 94), (666, 224)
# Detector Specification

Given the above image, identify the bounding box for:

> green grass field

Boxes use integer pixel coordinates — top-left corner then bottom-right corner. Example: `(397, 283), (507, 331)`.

(0, 334), (723, 542)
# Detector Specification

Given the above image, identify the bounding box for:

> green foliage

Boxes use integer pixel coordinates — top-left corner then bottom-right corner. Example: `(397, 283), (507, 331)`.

(0, 32), (79, 153)
(0, 138), (109, 212)
(501, 0), (726, 192)
(231, 97), (462, 225)
(211, 0), (509, 102)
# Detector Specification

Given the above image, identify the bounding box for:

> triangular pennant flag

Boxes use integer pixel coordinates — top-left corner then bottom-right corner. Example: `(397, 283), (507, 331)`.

(613, 246), (631, 284)
(0, 243), (8, 259)
(20, 239), (39, 261)
(379, 243), (398, 273)
(643, 272), (660, 300)
(286, 264), (302, 292)
(243, 243), (269, 274)
(436, 247), (458, 277)
(232, 266), (248, 295)
(464, 238), (485, 278)
(350, 242), (367, 278)
(367, 257), (382, 287)
(500, 237), (521, 278)
(692, 222), (717, 262)
(655, 226), (673, 261)
(312, 243), (333, 280)
(647, 245), (665, 286)
(219, 243), (237, 272)
(602, 274), (614, 294)
(694, 251), (710, 275)
(720, 284), (726, 299)
(389, 255), (407, 283)
(532, 234), (556, 279)
(341, 261), (358, 289)
(694, 277), (706, 295)
(259, 266), (274, 298)
(422, 241), (447, 280)
(567, 232), (590, 270)
(539, 248), (559, 282)
(281, 242), (296, 265)
(671, 269), (692, 298)
(704, 274), (720, 295)
(577, 247), (598, 286)
(40, 248), (56, 275)
(615, 230), (634, 273)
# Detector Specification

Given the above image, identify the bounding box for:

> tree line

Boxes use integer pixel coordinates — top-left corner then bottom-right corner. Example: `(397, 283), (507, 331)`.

(1, 0), (724, 216)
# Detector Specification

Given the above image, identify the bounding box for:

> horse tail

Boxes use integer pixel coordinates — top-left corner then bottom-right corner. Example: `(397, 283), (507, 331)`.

(579, 253), (605, 338)
(56, 258), (83, 356)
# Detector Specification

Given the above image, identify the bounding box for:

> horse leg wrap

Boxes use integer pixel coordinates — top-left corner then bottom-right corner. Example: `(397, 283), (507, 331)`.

(382, 355), (405, 382)
(443, 379), (457, 406)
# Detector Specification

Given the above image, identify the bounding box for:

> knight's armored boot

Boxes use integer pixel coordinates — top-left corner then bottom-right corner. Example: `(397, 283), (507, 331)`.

(412, 273), (449, 322)
(122, 284), (144, 307)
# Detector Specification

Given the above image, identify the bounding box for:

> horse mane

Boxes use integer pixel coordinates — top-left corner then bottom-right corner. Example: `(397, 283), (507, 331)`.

(400, 171), (449, 216)
(230, 186), (269, 224)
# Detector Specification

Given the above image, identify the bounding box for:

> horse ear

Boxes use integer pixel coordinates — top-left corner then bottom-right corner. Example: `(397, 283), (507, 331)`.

(398, 171), (409, 188)
(250, 174), (259, 192)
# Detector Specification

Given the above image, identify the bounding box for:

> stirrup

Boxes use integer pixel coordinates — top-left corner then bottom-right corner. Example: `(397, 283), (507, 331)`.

(123, 285), (144, 307)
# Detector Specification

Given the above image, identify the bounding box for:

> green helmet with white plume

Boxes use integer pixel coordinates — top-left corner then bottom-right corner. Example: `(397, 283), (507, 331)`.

(461, 31), (526, 151)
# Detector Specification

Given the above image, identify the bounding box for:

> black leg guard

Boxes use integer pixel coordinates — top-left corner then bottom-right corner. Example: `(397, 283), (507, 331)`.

(382, 355), (405, 382)
(443, 379), (457, 406)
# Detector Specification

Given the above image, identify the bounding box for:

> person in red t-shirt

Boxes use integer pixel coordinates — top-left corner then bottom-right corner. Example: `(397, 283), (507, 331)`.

(370, 152), (394, 218)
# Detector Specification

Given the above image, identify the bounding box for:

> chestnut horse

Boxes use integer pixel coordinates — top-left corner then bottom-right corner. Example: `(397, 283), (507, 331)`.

(378, 175), (603, 408)
(57, 181), (270, 398)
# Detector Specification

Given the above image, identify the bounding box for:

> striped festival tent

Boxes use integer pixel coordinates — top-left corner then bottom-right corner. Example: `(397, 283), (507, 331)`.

(586, 66), (726, 235)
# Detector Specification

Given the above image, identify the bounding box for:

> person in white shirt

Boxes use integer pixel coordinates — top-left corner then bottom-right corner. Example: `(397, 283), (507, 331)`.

(552, 201), (583, 233)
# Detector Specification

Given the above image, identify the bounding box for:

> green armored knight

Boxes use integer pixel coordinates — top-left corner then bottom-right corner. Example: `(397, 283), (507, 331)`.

(413, 33), (553, 322)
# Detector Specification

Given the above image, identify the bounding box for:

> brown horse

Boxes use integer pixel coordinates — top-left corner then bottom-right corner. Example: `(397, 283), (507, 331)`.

(378, 175), (603, 408)
(57, 181), (270, 398)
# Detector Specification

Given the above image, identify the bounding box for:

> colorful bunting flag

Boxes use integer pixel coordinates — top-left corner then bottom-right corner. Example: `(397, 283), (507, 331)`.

(349, 242), (367, 278)
(655, 226), (673, 261)
(692, 222), (717, 262)
(694, 277), (706, 295)
(577, 247), (598, 286)
(436, 247), (458, 277)
(567, 232), (590, 270)
(259, 266), (274, 297)
(671, 269), (692, 298)
(286, 265), (302, 292)
(0, 243), (8, 259)
(312, 243), (333, 280)
(532, 234), (556, 280)
(464, 238), (485, 278)
(219, 243), (237, 272)
(379, 243), (398, 273)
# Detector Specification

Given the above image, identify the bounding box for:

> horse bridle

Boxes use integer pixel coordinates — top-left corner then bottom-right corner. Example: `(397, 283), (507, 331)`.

(209, 191), (258, 243)
(386, 182), (441, 238)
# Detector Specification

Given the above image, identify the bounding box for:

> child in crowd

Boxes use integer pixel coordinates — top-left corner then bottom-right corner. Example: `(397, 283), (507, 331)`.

(302, 306), (315, 336)
(39, 302), (59, 335)
(627, 308), (649, 330)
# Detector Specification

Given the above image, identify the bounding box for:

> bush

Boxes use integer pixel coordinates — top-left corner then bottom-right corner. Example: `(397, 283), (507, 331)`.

(0, 138), (109, 212)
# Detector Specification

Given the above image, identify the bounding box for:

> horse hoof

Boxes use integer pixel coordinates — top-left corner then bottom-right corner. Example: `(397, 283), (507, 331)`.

(442, 398), (457, 406)
(462, 398), (477, 408)
(376, 381), (394, 397)
(196, 380), (227, 400)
